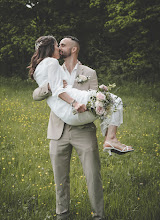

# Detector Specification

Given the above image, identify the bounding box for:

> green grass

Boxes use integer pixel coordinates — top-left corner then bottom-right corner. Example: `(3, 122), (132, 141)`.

(0, 77), (160, 220)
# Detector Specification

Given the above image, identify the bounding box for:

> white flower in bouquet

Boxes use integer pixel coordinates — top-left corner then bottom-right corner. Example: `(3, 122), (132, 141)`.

(95, 100), (104, 108)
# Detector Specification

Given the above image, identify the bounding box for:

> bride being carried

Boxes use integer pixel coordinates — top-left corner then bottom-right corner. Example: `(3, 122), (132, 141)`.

(28, 35), (134, 155)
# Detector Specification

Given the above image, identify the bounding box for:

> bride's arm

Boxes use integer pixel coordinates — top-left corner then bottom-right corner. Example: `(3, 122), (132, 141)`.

(58, 92), (86, 112)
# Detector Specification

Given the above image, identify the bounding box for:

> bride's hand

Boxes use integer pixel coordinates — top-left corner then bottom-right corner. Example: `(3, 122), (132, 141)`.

(63, 80), (68, 88)
(74, 102), (87, 113)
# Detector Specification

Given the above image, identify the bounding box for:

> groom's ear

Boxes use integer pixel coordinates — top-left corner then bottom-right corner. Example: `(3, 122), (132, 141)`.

(72, 46), (78, 53)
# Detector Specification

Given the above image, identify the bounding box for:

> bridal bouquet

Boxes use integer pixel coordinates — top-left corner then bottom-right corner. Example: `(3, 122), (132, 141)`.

(86, 83), (116, 120)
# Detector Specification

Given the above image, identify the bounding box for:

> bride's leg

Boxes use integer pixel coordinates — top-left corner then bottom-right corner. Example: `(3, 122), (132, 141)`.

(104, 125), (133, 151)
(102, 95), (133, 152)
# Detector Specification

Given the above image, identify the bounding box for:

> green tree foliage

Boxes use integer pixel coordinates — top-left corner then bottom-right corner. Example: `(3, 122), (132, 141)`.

(0, 0), (160, 82)
(89, 0), (160, 82)
(0, 0), (38, 77)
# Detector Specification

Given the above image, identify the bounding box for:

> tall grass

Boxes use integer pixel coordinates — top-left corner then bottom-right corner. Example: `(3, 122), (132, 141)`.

(0, 77), (160, 220)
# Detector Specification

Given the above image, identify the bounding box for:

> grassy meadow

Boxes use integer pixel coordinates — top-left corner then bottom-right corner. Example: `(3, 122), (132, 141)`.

(0, 77), (160, 220)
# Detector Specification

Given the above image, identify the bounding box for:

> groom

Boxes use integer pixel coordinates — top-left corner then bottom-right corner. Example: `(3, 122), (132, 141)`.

(33, 36), (105, 220)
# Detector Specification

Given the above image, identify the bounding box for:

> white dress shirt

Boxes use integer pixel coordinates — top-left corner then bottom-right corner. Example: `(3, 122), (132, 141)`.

(63, 63), (78, 86)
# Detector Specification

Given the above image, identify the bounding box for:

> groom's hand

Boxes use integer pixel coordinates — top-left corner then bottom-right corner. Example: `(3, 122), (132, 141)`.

(63, 80), (68, 88)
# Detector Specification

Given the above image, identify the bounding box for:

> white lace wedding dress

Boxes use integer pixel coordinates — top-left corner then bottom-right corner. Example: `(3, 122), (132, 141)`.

(33, 57), (123, 135)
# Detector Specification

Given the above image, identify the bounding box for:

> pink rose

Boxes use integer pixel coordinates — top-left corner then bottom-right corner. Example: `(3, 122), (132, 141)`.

(96, 105), (105, 116)
(99, 84), (108, 91)
(96, 92), (106, 101)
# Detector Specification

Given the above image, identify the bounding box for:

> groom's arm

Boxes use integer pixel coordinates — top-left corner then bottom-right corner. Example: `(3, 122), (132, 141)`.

(33, 79), (68, 101)
(33, 83), (52, 101)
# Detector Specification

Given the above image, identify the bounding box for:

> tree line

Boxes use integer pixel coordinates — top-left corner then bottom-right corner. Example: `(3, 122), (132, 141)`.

(0, 0), (160, 83)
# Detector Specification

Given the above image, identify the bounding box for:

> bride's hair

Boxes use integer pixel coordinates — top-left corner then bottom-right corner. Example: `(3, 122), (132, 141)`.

(28, 35), (56, 79)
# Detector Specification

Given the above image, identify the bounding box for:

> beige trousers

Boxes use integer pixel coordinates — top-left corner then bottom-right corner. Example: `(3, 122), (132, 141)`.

(49, 123), (104, 218)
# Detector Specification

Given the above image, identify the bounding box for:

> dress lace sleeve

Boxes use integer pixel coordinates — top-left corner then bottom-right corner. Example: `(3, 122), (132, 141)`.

(47, 58), (66, 97)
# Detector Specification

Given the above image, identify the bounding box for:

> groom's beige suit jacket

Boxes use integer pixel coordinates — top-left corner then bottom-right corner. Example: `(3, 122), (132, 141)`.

(33, 64), (98, 140)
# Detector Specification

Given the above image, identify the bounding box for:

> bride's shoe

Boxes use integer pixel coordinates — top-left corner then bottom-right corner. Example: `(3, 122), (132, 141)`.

(103, 141), (134, 156)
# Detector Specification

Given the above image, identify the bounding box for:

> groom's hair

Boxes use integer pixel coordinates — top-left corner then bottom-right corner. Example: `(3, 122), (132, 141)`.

(64, 35), (79, 42)
(64, 35), (80, 52)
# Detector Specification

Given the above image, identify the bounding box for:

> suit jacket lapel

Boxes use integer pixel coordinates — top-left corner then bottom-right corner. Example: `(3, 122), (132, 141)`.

(76, 64), (84, 76)
(73, 64), (84, 88)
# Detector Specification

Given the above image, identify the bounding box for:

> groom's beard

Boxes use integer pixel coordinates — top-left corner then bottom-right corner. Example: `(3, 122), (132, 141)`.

(59, 48), (71, 59)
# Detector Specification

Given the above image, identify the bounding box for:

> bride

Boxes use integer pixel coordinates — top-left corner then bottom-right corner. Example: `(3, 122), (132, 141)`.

(28, 35), (134, 155)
